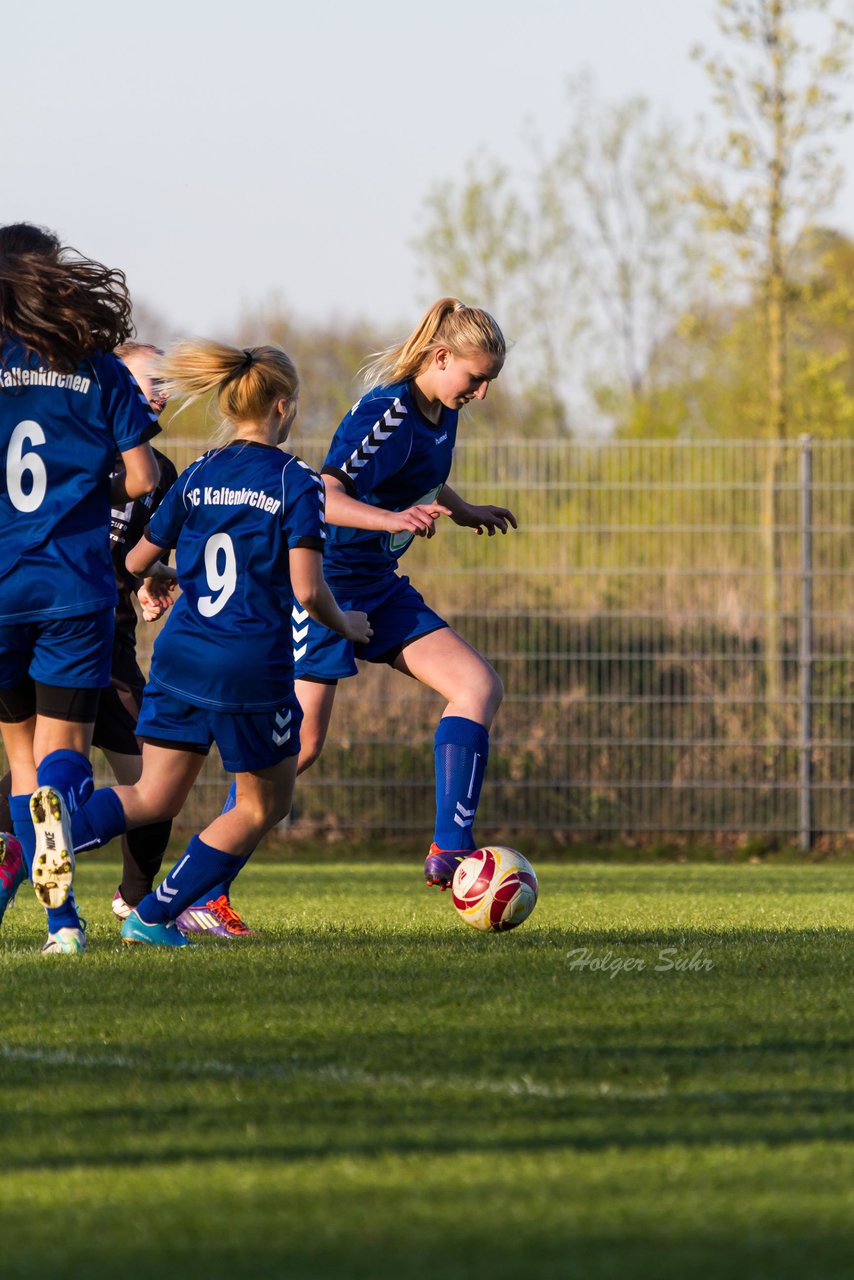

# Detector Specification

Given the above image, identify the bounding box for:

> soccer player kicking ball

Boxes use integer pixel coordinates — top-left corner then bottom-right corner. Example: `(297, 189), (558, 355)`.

(292, 298), (516, 889)
(68, 340), (371, 946)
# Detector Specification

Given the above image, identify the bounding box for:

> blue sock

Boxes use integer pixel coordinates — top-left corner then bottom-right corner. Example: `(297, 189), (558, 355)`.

(35, 751), (91, 930)
(191, 853), (250, 907)
(189, 782), (247, 907)
(11, 793), (81, 929)
(433, 716), (490, 852)
(137, 835), (244, 925)
(37, 749), (93, 814)
(71, 787), (127, 852)
(10, 794), (36, 878)
(45, 898), (82, 931)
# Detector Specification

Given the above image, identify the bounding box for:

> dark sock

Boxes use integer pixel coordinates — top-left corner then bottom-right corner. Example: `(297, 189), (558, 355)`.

(119, 820), (172, 907)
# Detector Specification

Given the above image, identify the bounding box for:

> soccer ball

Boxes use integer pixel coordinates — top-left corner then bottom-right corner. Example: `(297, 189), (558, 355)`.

(451, 847), (538, 932)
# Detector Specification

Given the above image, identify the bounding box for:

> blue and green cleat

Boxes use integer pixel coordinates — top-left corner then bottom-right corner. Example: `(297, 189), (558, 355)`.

(42, 921), (87, 955)
(121, 909), (190, 948)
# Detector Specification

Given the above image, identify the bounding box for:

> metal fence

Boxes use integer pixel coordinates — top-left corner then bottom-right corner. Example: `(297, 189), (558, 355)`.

(116, 435), (851, 852)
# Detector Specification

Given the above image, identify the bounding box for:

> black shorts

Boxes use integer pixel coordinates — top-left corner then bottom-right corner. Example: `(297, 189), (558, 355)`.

(0, 679), (103, 725)
(91, 645), (145, 756)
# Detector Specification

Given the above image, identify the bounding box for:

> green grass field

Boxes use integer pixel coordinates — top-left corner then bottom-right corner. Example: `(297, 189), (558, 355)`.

(2, 861), (853, 1279)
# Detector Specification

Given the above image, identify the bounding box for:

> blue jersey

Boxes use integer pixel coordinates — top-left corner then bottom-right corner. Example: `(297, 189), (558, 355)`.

(0, 338), (159, 622)
(321, 379), (458, 592)
(146, 441), (325, 713)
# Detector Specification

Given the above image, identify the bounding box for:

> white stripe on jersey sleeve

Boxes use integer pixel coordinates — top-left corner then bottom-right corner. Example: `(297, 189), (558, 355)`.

(341, 398), (407, 479)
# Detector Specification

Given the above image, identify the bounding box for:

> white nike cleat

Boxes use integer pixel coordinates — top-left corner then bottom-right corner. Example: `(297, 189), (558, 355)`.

(30, 786), (75, 909)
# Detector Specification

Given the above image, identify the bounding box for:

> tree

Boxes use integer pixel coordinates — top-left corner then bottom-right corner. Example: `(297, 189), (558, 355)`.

(616, 227), (854, 440)
(414, 78), (703, 434)
(416, 158), (571, 431)
(691, 0), (853, 436)
(690, 0), (853, 727)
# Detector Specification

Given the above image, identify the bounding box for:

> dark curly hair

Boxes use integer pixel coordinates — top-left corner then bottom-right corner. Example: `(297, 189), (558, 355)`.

(0, 222), (134, 372)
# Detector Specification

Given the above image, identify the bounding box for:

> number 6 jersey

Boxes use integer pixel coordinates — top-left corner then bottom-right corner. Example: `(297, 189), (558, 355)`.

(0, 338), (159, 621)
(145, 441), (325, 713)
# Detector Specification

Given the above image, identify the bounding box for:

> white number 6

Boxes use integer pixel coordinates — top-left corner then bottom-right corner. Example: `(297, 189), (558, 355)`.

(198, 533), (237, 617)
(7, 420), (47, 513)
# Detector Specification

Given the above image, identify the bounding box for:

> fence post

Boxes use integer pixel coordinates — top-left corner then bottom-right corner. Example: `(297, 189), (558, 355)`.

(798, 435), (813, 852)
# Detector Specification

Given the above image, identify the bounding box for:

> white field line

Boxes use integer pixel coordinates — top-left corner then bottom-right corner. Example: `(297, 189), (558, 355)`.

(0, 1043), (670, 1101)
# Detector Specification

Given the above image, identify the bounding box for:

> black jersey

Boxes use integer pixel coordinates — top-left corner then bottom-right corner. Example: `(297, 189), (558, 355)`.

(108, 448), (178, 653)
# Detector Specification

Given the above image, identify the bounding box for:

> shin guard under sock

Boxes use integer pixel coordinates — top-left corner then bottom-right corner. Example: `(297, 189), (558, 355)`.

(433, 716), (490, 852)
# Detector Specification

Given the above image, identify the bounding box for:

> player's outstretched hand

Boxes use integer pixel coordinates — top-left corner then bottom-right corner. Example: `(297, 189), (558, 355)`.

(387, 503), (452, 539)
(454, 503), (518, 536)
(343, 611), (373, 645)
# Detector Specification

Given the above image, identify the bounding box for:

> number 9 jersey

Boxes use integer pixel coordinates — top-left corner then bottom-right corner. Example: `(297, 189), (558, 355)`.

(144, 441), (325, 713)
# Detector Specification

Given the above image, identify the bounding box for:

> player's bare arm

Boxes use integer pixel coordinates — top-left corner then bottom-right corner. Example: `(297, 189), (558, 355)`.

(145, 560), (178, 584)
(289, 547), (372, 645)
(116, 442), (161, 501)
(125, 533), (168, 578)
(323, 474), (451, 539)
(437, 483), (518, 536)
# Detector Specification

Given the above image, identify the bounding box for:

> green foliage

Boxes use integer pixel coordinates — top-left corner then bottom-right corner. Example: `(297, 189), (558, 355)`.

(618, 227), (854, 439)
(414, 8), (854, 440)
(688, 0), (853, 441)
(691, 0), (853, 268)
(415, 76), (702, 433)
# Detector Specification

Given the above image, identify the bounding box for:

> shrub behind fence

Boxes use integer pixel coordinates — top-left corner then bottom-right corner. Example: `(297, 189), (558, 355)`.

(19, 436), (850, 852)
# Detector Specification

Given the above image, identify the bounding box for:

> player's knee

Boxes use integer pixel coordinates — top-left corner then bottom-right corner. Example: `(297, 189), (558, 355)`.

(130, 779), (183, 824)
(146, 793), (183, 823)
(267, 794), (293, 828)
(234, 793), (287, 838)
(297, 730), (326, 775)
(448, 659), (503, 725)
(476, 664), (504, 720)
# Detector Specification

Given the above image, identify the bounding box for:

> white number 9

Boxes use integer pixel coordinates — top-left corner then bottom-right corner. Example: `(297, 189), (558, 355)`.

(198, 533), (237, 617)
(7, 420), (47, 513)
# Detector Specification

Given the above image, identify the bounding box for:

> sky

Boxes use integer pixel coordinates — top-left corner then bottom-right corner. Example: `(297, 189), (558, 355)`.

(5, 0), (854, 340)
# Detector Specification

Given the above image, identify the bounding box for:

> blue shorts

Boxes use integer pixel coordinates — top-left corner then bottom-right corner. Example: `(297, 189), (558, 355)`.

(0, 608), (114, 691)
(135, 684), (303, 773)
(293, 574), (447, 682)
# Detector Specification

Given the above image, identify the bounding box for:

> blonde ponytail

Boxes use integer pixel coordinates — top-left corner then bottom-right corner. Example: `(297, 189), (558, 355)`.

(361, 297), (505, 388)
(159, 339), (299, 434)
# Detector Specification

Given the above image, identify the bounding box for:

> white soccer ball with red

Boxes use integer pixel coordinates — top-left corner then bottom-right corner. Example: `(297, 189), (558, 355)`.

(451, 847), (538, 932)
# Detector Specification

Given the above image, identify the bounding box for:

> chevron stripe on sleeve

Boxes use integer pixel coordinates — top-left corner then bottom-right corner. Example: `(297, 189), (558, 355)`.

(295, 459), (327, 541)
(340, 398), (407, 481)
